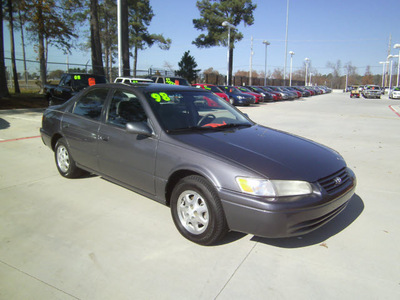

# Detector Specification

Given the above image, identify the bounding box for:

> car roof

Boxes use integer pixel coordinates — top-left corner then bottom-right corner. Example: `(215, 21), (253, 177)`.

(91, 83), (200, 93)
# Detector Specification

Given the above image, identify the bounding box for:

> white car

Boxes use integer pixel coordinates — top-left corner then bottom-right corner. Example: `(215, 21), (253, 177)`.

(114, 77), (153, 84)
(389, 87), (400, 99)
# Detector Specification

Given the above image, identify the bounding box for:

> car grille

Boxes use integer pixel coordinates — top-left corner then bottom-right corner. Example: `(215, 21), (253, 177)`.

(318, 167), (351, 195)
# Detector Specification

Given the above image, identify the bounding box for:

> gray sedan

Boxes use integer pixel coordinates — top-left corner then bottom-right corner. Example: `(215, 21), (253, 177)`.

(40, 83), (356, 245)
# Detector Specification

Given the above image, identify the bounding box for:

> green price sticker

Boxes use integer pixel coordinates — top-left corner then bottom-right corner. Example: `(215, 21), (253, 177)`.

(165, 78), (175, 85)
(151, 93), (171, 102)
(74, 75), (81, 80)
(204, 85), (211, 91)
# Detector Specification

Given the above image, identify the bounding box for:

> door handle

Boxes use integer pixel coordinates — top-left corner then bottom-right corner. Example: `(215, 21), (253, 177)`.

(99, 135), (109, 141)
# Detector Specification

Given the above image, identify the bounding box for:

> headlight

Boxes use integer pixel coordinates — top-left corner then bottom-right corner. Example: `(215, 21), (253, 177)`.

(236, 177), (313, 197)
(237, 96), (245, 100)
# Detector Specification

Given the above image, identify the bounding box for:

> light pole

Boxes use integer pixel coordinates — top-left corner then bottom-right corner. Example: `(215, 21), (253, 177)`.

(379, 61), (388, 89)
(283, 0), (290, 86)
(394, 44), (400, 86)
(222, 21), (235, 85)
(388, 55), (394, 92)
(117, 0), (122, 76)
(289, 51), (295, 86)
(263, 40), (270, 86)
(304, 58), (309, 86)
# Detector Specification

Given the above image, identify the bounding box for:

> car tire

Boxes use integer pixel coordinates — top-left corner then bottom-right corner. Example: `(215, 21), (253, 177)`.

(170, 175), (228, 245)
(54, 138), (86, 178)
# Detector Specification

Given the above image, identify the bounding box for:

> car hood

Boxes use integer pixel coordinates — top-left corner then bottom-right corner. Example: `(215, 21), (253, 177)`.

(171, 125), (346, 182)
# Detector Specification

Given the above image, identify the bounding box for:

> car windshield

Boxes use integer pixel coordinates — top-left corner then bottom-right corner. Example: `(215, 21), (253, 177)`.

(145, 91), (252, 132)
(221, 86), (243, 94)
(165, 77), (190, 86)
(197, 85), (224, 93)
(72, 74), (107, 90)
(237, 87), (252, 93)
(208, 85), (224, 93)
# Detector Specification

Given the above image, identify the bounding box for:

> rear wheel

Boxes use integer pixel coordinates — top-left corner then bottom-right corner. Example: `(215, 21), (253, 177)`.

(170, 175), (228, 245)
(54, 138), (86, 178)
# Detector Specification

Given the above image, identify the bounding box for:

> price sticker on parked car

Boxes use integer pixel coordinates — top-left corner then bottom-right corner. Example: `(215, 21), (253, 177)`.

(151, 92), (171, 102)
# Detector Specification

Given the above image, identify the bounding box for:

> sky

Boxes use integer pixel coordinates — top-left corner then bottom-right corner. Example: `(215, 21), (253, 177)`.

(3, 0), (400, 76)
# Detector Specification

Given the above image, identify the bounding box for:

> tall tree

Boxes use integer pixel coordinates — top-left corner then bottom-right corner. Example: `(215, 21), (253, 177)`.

(326, 60), (342, 89)
(17, 8), (28, 85)
(193, 0), (256, 85)
(0, 0), (10, 98)
(90, 0), (105, 75)
(7, 0), (20, 93)
(99, 0), (117, 79)
(128, 0), (171, 76)
(344, 61), (358, 86)
(21, 0), (79, 91)
(362, 66), (373, 85)
(175, 50), (200, 83)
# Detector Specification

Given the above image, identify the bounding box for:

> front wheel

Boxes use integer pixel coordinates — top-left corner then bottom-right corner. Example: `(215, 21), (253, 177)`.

(170, 175), (228, 245)
(54, 138), (86, 178)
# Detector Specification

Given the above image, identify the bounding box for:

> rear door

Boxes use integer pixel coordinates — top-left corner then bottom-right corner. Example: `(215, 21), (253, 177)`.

(61, 88), (110, 172)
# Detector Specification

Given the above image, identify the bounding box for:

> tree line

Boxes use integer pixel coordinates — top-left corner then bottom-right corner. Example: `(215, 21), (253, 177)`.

(0, 0), (258, 98)
(0, 0), (173, 97)
(0, 0), (385, 100)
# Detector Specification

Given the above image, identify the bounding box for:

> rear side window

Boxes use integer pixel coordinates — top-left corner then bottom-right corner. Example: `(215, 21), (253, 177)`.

(73, 88), (109, 120)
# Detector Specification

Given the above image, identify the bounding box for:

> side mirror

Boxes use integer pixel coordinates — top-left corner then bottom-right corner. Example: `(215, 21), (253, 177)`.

(126, 122), (153, 137)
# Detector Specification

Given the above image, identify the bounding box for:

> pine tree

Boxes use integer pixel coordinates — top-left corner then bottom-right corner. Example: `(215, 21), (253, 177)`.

(193, 0), (256, 85)
(175, 51), (200, 83)
(128, 0), (171, 76)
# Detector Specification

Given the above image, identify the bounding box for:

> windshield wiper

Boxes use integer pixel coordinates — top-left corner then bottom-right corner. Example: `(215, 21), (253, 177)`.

(167, 123), (252, 133)
(214, 123), (252, 130)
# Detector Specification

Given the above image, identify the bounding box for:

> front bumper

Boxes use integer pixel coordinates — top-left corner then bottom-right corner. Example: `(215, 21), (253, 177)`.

(219, 177), (356, 238)
(363, 92), (381, 98)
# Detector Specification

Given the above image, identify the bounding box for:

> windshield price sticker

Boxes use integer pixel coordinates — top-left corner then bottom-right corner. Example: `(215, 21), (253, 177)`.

(74, 75), (81, 80)
(151, 92), (171, 102)
(165, 78), (175, 85)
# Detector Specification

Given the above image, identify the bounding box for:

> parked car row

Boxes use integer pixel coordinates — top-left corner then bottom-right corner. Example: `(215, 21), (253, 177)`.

(46, 72), (332, 107)
(191, 83), (331, 106)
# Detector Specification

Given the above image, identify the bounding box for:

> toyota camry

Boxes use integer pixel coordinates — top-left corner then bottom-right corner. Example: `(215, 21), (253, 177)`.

(40, 83), (356, 245)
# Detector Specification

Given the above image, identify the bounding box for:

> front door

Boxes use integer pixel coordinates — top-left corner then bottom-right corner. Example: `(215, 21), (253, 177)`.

(97, 89), (158, 195)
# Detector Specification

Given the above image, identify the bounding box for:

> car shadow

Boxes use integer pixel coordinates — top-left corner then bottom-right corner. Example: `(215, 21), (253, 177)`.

(217, 194), (364, 247)
(250, 194), (364, 248)
(0, 118), (10, 130)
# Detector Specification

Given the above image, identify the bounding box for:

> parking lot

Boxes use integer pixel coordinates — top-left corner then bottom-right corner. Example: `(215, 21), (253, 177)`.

(1, 91), (399, 299)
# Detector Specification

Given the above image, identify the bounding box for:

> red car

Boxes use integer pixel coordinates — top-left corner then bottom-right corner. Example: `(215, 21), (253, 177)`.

(192, 84), (230, 102)
(236, 86), (263, 103)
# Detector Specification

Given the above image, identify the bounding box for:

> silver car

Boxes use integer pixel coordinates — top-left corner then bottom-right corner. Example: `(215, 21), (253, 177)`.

(40, 83), (356, 245)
